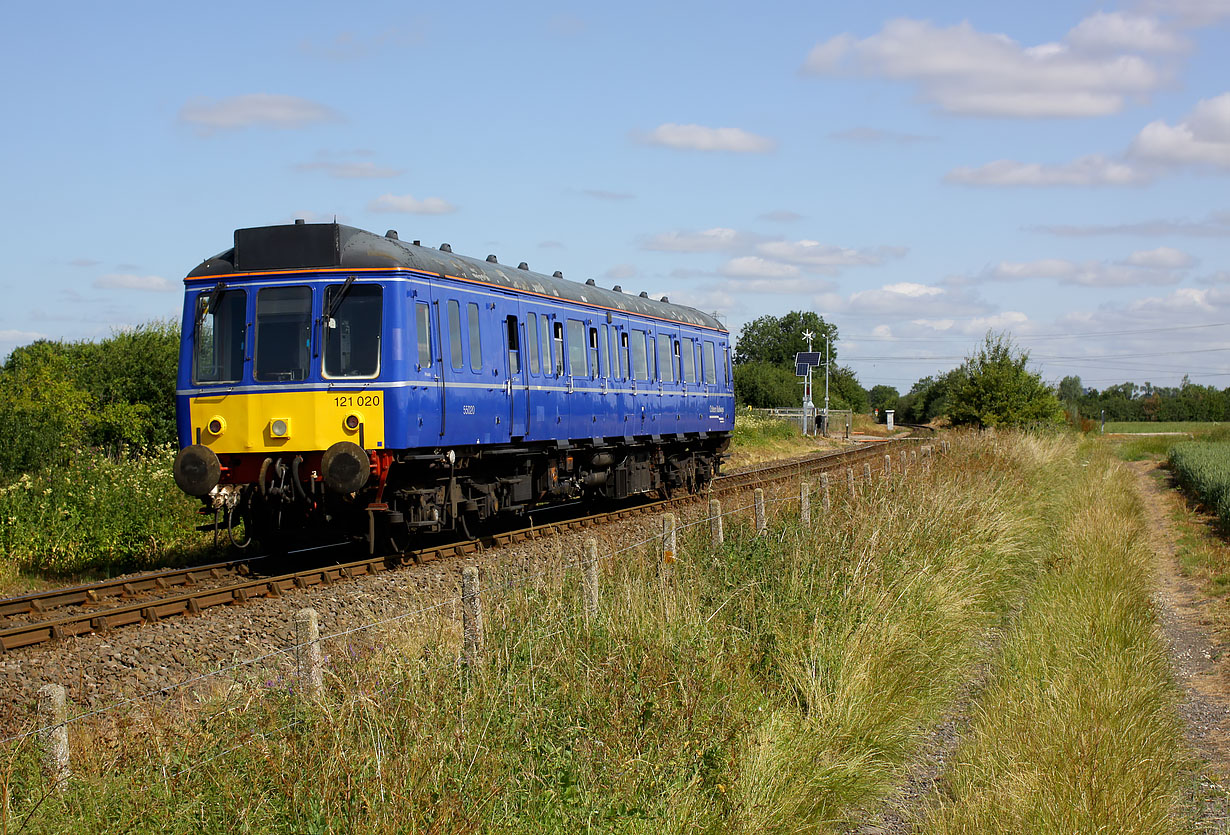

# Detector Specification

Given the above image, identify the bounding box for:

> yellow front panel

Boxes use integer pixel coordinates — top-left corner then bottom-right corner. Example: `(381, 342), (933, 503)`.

(189, 391), (386, 454)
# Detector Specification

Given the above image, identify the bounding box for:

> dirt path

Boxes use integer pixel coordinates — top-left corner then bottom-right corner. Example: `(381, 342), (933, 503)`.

(1131, 460), (1230, 831)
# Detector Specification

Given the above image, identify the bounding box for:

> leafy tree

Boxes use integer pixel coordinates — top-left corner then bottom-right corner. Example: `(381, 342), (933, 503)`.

(828, 365), (868, 412)
(868, 384), (900, 417)
(948, 333), (1064, 429)
(733, 361), (802, 408)
(898, 370), (962, 424)
(734, 312), (837, 367)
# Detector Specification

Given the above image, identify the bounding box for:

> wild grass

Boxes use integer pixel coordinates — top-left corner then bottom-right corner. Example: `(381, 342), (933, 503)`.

(728, 412), (829, 467)
(1, 433), (1191, 832)
(1107, 421), (1228, 437)
(919, 440), (1187, 834)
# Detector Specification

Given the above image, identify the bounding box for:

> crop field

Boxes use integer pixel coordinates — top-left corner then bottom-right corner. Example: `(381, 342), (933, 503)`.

(1170, 441), (1230, 530)
(1106, 421), (1227, 436)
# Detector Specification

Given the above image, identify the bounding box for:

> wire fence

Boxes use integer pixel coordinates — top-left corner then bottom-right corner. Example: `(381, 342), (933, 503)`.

(3, 440), (947, 821)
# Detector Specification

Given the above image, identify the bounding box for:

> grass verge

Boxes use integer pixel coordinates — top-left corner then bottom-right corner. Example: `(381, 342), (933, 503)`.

(1, 434), (1191, 833)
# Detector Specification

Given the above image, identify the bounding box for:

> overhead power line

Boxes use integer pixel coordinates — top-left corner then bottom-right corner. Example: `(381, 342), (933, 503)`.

(841, 321), (1230, 343)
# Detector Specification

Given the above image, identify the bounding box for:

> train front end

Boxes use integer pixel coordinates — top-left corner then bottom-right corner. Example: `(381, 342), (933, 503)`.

(173, 222), (398, 547)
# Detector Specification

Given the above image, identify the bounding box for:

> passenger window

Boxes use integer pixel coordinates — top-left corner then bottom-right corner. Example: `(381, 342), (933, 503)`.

(527, 312), (539, 375)
(681, 339), (696, 384)
(656, 336), (674, 383)
(610, 327), (622, 379)
(647, 336), (656, 380)
(568, 319), (586, 377)
(416, 302), (432, 368)
(255, 285), (312, 382)
(542, 316), (555, 377)
(619, 332), (629, 379)
(468, 302), (482, 372)
(506, 315), (520, 374)
(601, 324), (610, 378)
(323, 284), (381, 379)
(703, 341), (716, 385)
(194, 288), (246, 384)
(588, 327), (600, 378)
(630, 331), (649, 381)
(553, 321), (565, 376)
(448, 300), (463, 371)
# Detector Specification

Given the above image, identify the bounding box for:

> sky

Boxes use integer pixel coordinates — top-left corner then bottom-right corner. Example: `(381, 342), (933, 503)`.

(2, 0), (1229, 394)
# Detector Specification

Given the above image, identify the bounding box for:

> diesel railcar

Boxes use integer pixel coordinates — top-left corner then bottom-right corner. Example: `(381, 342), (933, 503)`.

(172, 221), (735, 550)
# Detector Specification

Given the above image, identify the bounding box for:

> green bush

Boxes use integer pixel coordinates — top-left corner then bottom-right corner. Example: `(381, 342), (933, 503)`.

(0, 446), (211, 577)
(1169, 441), (1230, 529)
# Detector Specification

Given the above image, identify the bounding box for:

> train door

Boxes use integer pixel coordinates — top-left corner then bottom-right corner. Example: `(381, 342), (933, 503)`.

(415, 288), (445, 439)
(504, 306), (528, 438)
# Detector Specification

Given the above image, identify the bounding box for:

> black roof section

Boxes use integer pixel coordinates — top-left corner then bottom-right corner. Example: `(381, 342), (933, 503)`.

(188, 221), (726, 333)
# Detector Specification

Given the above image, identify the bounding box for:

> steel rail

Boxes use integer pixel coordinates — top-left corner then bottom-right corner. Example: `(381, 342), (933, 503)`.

(0, 432), (929, 653)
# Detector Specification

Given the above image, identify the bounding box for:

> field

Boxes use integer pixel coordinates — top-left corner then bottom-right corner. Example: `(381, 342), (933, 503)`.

(2, 432), (1195, 833)
(1106, 421), (1227, 436)
(1170, 442), (1230, 531)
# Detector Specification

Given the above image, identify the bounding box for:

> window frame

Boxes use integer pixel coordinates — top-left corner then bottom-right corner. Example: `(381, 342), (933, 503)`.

(322, 283), (382, 381)
(253, 284), (313, 383)
(192, 287), (247, 385)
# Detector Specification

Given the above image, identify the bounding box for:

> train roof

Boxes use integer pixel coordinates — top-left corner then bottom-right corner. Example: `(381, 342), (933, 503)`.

(187, 221), (727, 333)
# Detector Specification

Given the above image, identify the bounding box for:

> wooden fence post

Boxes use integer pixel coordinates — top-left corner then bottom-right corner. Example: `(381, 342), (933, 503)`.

(661, 513), (677, 569)
(462, 566), (484, 667)
(847, 467), (855, 498)
(863, 462), (872, 484)
(709, 499), (724, 547)
(582, 538), (599, 620)
(754, 488), (767, 535)
(800, 481), (811, 526)
(37, 684), (70, 792)
(294, 608), (324, 699)
(884, 454), (892, 476)
(820, 472), (831, 513)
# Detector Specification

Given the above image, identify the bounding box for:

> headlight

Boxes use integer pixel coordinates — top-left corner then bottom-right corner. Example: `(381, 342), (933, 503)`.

(270, 418), (290, 438)
(206, 416), (226, 436)
(344, 413), (361, 431)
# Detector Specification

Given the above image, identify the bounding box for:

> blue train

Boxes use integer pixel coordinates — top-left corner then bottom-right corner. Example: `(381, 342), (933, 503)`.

(172, 221), (735, 550)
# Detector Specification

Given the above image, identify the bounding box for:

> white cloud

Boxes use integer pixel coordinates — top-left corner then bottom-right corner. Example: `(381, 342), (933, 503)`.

(639, 123), (776, 153)
(1030, 212), (1230, 237)
(368, 194), (457, 214)
(94, 274), (175, 292)
(840, 282), (993, 317)
(0, 329), (46, 343)
(1134, 0), (1230, 26)
(945, 154), (1149, 186)
(1130, 92), (1230, 168)
(295, 161), (403, 178)
(642, 228), (747, 253)
(802, 17), (1168, 117)
(604, 263), (638, 280)
(984, 250), (1193, 286)
(1123, 246), (1197, 268)
(754, 240), (907, 271)
(718, 257), (800, 279)
(1065, 12), (1187, 53)
(179, 94), (340, 133)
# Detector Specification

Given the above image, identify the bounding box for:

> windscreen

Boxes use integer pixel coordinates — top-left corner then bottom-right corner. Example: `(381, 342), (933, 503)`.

(323, 284), (381, 378)
(255, 286), (312, 382)
(193, 289), (246, 384)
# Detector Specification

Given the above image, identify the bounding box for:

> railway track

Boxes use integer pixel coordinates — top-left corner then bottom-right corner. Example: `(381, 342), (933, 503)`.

(0, 435), (928, 653)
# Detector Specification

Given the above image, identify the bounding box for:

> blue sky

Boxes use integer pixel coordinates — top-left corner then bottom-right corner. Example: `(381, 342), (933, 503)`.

(3, 0), (1229, 392)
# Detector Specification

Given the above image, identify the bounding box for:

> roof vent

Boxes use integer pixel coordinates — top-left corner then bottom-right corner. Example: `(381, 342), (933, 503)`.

(639, 291), (649, 298)
(487, 254), (498, 263)
(518, 261), (529, 270)
(413, 240), (420, 246)
(294, 218), (305, 225)
(660, 295), (669, 302)
(613, 285), (622, 293)
(553, 271), (563, 279)
(440, 243), (452, 253)
(385, 229), (399, 240)
(585, 279), (596, 286)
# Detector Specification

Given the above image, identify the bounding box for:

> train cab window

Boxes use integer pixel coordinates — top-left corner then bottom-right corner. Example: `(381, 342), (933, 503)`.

(703, 341), (717, 385)
(681, 338), (697, 384)
(447, 301), (463, 370)
(193, 288), (246, 384)
(255, 286), (312, 382)
(505, 315), (521, 374)
(567, 319), (586, 377)
(656, 336), (675, 383)
(527, 312), (540, 375)
(630, 331), (649, 381)
(416, 302), (432, 368)
(323, 284), (382, 379)
(468, 302), (482, 372)
(552, 321), (565, 376)
(601, 324), (611, 378)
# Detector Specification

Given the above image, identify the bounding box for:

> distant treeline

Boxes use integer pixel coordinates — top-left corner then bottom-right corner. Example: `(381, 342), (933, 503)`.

(0, 322), (179, 478)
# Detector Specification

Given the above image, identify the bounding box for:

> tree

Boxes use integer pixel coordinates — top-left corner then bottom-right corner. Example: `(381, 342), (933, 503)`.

(868, 384), (900, 418)
(733, 361), (802, 408)
(948, 333), (1064, 429)
(734, 312), (837, 367)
